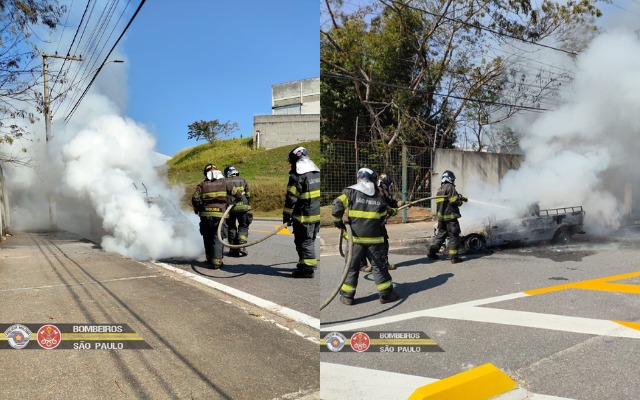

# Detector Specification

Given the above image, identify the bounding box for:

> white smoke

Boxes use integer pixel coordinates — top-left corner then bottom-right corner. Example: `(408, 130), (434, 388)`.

(2, 78), (203, 261)
(463, 29), (640, 234)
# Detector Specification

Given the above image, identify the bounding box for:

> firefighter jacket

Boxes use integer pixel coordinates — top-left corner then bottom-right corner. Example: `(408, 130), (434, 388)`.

(332, 188), (389, 245)
(435, 182), (466, 221)
(225, 176), (251, 213)
(283, 170), (321, 224)
(192, 179), (229, 218)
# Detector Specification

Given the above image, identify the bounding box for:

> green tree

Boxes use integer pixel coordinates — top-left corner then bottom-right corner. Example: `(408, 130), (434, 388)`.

(0, 0), (66, 166)
(321, 0), (603, 149)
(187, 119), (238, 145)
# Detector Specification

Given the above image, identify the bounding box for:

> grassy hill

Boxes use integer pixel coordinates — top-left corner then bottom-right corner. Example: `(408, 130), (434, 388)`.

(167, 138), (321, 216)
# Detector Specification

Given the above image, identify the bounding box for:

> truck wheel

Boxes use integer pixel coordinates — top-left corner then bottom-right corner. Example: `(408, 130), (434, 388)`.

(553, 229), (572, 244)
(465, 234), (486, 251)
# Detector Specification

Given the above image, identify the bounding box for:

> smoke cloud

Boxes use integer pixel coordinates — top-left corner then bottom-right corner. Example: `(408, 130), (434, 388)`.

(463, 29), (640, 235)
(2, 75), (203, 261)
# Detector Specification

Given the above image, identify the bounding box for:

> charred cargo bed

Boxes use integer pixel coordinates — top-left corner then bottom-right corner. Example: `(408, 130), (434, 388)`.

(464, 205), (586, 250)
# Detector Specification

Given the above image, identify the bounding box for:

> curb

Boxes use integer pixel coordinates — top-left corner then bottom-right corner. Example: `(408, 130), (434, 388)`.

(407, 363), (517, 400)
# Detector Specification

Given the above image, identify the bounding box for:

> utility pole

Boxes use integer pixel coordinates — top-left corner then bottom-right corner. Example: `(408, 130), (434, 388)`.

(42, 52), (82, 230)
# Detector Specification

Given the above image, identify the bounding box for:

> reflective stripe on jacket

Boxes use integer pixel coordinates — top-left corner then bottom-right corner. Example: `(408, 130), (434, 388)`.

(225, 176), (252, 212)
(435, 182), (463, 221)
(192, 179), (229, 218)
(331, 187), (388, 244)
(283, 170), (321, 224)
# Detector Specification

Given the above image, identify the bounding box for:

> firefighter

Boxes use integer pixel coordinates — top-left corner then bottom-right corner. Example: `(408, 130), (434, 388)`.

(283, 146), (321, 278)
(428, 170), (468, 264)
(192, 163), (230, 268)
(332, 168), (399, 305)
(224, 165), (252, 257)
(361, 173), (400, 273)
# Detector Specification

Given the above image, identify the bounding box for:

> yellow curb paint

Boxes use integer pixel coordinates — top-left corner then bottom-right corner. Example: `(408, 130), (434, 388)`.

(248, 227), (293, 235)
(524, 271), (640, 296)
(613, 320), (640, 331)
(408, 363), (517, 400)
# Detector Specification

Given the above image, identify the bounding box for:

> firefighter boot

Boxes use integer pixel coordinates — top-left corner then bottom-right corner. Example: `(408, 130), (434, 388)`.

(292, 265), (314, 278)
(211, 259), (224, 269)
(228, 249), (241, 257)
(339, 295), (354, 305)
(450, 256), (462, 264)
(238, 247), (248, 257)
(384, 255), (397, 270)
(380, 291), (399, 304)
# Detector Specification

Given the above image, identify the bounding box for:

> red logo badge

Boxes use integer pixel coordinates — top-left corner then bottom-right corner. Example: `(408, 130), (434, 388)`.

(350, 332), (370, 352)
(37, 325), (62, 349)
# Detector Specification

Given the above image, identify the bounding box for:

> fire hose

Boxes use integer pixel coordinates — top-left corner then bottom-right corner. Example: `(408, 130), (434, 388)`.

(217, 203), (288, 249)
(320, 223), (353, 310)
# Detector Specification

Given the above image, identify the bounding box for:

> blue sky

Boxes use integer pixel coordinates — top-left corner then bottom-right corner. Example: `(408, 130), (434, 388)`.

(120, 0), (319, 156)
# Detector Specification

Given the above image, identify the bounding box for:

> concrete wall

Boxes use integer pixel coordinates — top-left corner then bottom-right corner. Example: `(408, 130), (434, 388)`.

(253, 114), (320, 149)
(272, 78), (320, 115)
(432, 149), (523, 211)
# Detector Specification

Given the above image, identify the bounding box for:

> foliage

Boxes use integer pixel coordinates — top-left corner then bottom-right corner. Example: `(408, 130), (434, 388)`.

(0, 0), (66, 165)
(320, 0), (604, 151)
(187, 119), (239, 145)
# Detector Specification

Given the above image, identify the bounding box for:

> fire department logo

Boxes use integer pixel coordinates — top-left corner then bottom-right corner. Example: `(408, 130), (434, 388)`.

(350, 332), (371, 353)
(37, 324), (62, 349)
(4, 324), (32, 349)
(324, 332), (346, 352)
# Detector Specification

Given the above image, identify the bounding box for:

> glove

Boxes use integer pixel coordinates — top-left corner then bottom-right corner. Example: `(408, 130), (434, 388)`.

(283, 214), (292, 226)
(334, 220), (346, 230)
(194, 209), (199, 215)
(461, 195), (469, 202)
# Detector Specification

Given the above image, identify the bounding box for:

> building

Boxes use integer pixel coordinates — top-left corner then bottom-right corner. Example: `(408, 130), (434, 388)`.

(253, 77), (320, 149)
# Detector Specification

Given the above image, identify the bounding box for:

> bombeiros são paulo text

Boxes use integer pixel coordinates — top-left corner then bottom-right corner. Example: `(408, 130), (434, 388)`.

(379, 332), (420, 339)
(72, 325), (123, 333)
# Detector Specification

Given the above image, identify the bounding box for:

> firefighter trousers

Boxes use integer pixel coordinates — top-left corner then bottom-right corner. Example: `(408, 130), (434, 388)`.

(199, 217), (225, 263)
(293, 221), (319, 271)
(340, 243), (394, 300)
(228, 211), (252, 245)
(430, 219), (462, 258)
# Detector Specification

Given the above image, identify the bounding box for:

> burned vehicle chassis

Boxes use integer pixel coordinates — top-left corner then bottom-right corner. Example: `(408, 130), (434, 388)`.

(463, 205), (586, 251)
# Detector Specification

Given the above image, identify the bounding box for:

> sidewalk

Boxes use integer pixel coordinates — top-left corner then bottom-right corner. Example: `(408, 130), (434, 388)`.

(320, 220), (434, 253)
(0, 230), (319, 399)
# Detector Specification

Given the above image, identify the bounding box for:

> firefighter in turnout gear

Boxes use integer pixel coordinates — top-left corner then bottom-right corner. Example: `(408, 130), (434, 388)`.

(192, 164), (230, 268)
(428, 170), (468, 264)
(361, 173), (400, 273)
(332, 168), (400, 305)
(283, 146), (321, 278)
(224, 165), (252, 257)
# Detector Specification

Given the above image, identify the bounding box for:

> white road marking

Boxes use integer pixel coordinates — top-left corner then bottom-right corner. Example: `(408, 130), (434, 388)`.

(320, 362), (436, 400)
(152, 261), (319, 330)
(322, 291), (640, 338)
(320, 362), (575, 400)
(0, 274), (162, 292)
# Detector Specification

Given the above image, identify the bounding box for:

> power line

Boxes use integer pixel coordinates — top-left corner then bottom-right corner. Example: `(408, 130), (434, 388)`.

(323, 71), (549, 111)
(382, 0), (579, 56)
(64, 0), (147, 123)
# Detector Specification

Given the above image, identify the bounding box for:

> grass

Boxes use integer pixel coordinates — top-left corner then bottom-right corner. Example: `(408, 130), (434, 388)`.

(167, 138), (321, 215)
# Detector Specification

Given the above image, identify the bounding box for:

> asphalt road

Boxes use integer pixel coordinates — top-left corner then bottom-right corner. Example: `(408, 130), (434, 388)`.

(0, 230), (319, 399)
(319, 228), (640, 400)
(157, 219), (320, 320)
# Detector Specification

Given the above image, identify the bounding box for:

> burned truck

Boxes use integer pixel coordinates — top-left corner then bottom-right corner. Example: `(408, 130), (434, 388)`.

(463, 203), (586, 251)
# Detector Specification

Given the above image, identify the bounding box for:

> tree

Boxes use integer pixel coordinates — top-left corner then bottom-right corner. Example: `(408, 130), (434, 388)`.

(320, 0), (603, 150)
(0, 0), (66, 166)
(187, 119), (238, 145)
